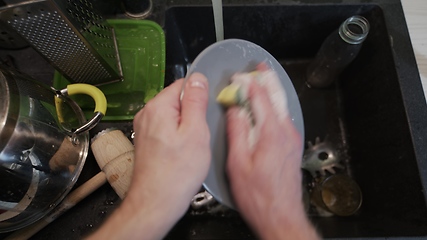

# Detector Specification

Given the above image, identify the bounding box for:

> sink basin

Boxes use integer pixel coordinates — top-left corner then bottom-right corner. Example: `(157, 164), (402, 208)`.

(163, 3), (427, 239)
(2, 1), (427, 239)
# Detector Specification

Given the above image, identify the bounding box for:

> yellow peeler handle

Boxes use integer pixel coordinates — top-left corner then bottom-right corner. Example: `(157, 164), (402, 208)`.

(57, 83), (107, 135)
(67, 84), (107, 115)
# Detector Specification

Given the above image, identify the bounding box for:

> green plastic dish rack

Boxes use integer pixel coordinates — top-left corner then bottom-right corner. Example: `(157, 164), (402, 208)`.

(53, 19), (165, 121)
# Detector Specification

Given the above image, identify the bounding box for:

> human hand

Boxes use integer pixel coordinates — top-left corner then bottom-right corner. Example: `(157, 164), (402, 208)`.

(88, 73), (211, 240)
(226, 66), (319, 239)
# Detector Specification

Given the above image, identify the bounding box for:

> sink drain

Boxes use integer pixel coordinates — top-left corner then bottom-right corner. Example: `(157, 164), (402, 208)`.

(302, 137), (344, 177)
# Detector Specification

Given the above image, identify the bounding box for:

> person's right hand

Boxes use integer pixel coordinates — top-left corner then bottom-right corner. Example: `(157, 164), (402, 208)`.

(226, 76), (319, 239)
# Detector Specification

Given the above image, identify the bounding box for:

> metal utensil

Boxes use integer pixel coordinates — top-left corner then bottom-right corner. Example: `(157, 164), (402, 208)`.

(191, 191), (215, 209)
(0, 66), (106, 232)
(302, 137), (344, 177)
(0, 0), (123, 85)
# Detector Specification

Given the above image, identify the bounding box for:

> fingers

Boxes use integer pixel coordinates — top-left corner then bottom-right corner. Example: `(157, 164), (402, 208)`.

(247, 81), (290, 168)
(256, 62), (269, 72)
(150, 78), (184, 112)
(141, 78), (184, 118)
(180, 73), (209, 130)
(255, 64), (289, 121)
(226, 106), (252, 174)
(248, 82), (277, 128)
(133, 79), (184, 133)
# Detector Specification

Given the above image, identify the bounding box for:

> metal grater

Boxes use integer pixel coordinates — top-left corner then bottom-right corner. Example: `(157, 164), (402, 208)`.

(0, 0), (123, 85)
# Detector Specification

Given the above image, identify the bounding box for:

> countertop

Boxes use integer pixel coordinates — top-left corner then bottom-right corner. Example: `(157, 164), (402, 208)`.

(402, 0), (427, 102)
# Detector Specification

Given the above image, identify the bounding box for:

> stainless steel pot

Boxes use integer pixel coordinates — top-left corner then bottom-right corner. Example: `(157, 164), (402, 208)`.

(0, 66), (106, 232)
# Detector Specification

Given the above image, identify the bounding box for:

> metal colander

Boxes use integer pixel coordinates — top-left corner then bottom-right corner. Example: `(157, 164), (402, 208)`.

(0, 0), (123, 85)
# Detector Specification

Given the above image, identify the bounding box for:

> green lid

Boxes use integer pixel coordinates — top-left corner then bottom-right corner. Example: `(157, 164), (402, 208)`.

(53, 19), (165, 121)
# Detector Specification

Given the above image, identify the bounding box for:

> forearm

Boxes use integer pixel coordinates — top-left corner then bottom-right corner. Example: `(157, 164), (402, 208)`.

(248, 202), (320, 240)
(252, 204), (320, 240)
(264, 225), (318, 240)
(258, 216), (319, 240)
(87, 196), (184, 240)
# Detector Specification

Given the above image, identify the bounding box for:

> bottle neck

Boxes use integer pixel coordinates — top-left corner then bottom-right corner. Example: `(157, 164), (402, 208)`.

(339, 16), (370, 45)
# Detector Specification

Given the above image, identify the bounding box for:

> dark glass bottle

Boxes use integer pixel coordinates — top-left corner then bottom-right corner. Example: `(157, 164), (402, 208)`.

(306, 16), (370, 88)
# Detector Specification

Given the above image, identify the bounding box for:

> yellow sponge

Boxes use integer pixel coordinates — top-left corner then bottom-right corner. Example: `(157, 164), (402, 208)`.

(216, 84), (242, 107)
(216, 71), (261, 107)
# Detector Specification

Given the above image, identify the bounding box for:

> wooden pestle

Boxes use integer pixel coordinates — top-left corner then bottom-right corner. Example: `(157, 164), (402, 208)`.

(5, 129), (134, 240)
(49, 137), (79, 172)
(90, 129), (134, 199)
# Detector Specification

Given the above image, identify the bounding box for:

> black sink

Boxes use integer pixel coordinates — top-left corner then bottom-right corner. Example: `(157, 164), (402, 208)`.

(163, 3), (427, 239)
(2, 1), (427, 239)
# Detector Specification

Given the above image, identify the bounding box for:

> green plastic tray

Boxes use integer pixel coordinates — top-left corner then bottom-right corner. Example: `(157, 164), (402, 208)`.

(53, 19), (165, 121)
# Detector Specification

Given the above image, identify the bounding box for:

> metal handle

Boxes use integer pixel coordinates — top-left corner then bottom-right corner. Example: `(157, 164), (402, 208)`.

(191, 191), (215, 209)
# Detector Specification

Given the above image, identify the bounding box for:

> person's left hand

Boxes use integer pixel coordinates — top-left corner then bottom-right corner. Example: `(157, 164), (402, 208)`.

(88, 73), (211, 240)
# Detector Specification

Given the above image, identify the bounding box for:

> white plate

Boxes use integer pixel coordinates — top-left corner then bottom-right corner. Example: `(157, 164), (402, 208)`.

(185, 39), (304, 209)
